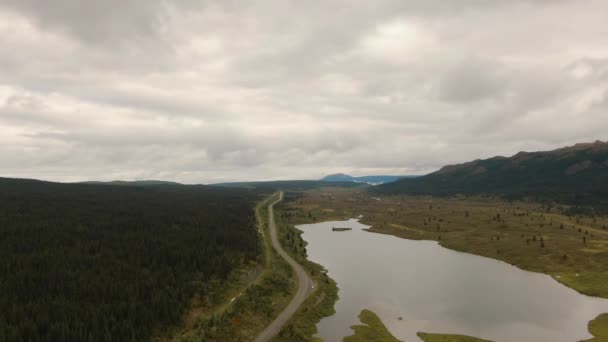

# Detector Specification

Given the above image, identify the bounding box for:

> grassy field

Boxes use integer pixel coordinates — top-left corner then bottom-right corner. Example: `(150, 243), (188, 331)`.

(585, 314), (608, 342)
(281, 187), (608, 338)
(342, 309), (400, 342)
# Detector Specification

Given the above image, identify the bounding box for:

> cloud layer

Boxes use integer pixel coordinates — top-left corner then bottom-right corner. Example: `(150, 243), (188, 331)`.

(1, 0), (607, 183)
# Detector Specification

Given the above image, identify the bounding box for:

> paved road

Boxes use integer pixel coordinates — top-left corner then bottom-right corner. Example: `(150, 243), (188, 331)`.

(253, 192), (315, 342)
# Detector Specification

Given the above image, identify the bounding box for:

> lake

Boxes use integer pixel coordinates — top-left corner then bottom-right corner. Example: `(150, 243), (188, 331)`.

(298, 219), (608, 342)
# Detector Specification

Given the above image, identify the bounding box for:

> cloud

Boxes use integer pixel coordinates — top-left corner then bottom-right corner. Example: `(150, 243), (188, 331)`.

(0, 0), (168, 44)
(0, 0), (607, 183)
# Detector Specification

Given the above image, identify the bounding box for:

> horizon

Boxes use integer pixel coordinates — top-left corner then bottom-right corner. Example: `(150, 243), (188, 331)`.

(2, 139), (605, 184)
(1, 1), (607, 183)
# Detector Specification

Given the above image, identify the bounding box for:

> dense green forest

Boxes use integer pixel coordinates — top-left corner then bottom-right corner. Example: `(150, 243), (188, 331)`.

(374, 141), (608, 212)
(0, 178), (262, 342)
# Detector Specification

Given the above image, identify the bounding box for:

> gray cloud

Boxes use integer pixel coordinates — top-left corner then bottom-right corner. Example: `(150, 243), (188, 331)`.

(0, 0), (607, 183)
(0, 0), (168, 44)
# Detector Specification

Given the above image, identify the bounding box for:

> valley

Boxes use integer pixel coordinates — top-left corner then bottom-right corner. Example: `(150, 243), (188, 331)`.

(3, 143), (608, 342)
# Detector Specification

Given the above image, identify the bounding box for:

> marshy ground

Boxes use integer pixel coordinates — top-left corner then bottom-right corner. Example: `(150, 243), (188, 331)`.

(281, 187), (608, 341)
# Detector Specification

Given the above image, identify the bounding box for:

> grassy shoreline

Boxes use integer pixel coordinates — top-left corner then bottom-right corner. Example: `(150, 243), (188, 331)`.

(288, 188), (608, 299)
(332, 307), (607, 342)
(165, 191), (341, 342)
(584, 313), (608, 341)
(282, 187), (608, 339)
(343, 309), (400, 342)
(270, 198), (340, 342)
(416, 332), (493, 342)
(162, 187), (608, 341)
(165, 193), (299, 341)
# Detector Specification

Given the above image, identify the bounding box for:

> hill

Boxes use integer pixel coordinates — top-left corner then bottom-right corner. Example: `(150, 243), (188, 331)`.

(320, 173), (417, 185)
(373, 141), (608, 210)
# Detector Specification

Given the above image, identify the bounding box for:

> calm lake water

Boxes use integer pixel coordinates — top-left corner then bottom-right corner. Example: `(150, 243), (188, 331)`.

(297, 219), (608, 342)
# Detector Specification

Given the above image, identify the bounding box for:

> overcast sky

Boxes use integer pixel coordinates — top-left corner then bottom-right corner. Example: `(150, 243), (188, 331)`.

(0, 1), (607, 183)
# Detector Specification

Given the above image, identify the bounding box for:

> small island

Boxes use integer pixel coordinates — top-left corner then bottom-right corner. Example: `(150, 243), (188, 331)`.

(332, 227), (352, 232)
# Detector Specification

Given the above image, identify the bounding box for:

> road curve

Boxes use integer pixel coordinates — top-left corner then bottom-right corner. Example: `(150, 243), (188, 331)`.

(253, 192), (315, 342)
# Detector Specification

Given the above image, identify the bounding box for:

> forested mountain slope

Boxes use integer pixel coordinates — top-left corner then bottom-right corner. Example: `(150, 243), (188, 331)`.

(0, 178), (261, 341)
(374, 141), (608, 210)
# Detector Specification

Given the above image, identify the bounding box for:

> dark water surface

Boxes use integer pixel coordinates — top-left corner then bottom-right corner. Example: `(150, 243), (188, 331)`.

(298, 219), (608, 342)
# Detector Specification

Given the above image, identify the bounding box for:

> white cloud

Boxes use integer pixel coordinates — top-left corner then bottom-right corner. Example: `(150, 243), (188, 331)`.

(359, 19), (437, 64)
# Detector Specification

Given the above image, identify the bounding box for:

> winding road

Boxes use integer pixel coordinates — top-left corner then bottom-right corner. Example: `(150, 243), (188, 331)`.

(253, 192), (316, 342)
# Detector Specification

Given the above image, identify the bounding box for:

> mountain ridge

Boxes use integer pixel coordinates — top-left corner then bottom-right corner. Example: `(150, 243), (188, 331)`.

(373, 140), (608, 211)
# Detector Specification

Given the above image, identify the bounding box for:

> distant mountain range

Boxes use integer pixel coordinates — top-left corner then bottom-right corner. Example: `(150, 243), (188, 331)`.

(373, 141), (608, 210)
(320, 173), (419, 185)
(212, 180), (367, 190)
